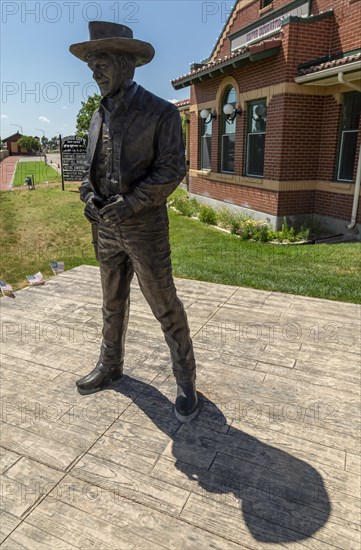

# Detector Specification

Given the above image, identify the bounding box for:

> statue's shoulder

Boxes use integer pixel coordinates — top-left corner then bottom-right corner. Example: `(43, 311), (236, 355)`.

(90, 107), (102, 123)
(135, 85), (177, 116)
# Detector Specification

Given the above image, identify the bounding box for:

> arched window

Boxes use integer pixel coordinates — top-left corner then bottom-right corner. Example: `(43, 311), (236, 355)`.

(200, 114), (212, 170)
(246, 99), (267, 177)
(221, 87), (236, 173)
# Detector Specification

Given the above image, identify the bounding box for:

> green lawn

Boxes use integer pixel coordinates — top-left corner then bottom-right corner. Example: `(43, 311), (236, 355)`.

(1, 186), (360, 303)
(13, 161), (61, 186)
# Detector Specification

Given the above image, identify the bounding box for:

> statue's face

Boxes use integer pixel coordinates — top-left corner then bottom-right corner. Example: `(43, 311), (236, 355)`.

(87, 53), (125, 97)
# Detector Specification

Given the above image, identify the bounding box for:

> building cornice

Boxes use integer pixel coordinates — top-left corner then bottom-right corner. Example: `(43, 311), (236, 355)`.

(172, 38), (282, 90)
(189, 169), (355, 194)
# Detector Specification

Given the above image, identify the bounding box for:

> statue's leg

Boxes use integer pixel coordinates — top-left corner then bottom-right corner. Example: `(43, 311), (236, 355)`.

(76, 223), (133, 395)
(121, 208), (196, 384)
(96, 223), (134, 366)
(137, 271), (196, 383)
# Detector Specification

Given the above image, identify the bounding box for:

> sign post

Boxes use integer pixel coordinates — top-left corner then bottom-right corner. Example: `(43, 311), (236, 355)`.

(60, 135), (87, 191)
(59, 134), (65, 191)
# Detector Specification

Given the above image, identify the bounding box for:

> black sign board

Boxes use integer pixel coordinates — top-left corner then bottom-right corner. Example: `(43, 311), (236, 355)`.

(60, 135), (86, 184)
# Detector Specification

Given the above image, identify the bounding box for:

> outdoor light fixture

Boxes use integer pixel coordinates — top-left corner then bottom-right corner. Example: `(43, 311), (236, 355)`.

(223, 103), (242, 123)
(200, 108), (217, 124)
(253, 104), (267, 120)
(11, 123), (23, 134)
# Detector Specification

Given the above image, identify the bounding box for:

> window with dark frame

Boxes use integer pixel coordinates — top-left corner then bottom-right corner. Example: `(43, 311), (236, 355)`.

(260, 0), (273, 9)
(337, 91), (361, 182)
(200, 116), (212, 170)
(221, 87), (236, 173)
(246, 99), (267, 177)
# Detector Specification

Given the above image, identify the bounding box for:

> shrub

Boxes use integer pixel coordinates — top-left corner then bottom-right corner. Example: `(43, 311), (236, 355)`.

(230, 218), (242, 235)
(169, 195), (197, 217)
(189, 197), (201, 215)
(238, 219), (275, 242)
(217, 207), (233, 229)
(254, 224), (272, 242)
(216, 207), (246, 234)
(216, 208), (232, 228)
(167, 193), (311, 244)
(199, 204), (217, 225)
(273, 218), (312, 243)
(297, 224), (311, 241)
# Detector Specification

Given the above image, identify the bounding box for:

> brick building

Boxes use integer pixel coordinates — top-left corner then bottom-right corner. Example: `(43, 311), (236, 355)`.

(172, 0), (361, 237)
(1, 132), (28, 155)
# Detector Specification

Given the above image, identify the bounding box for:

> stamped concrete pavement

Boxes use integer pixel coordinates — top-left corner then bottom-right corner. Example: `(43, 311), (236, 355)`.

(0, 266), (360, 549)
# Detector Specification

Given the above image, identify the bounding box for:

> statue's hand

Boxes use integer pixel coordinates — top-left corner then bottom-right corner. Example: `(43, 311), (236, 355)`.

(99, 195), (133, 225)
(84, 193), (103, 224)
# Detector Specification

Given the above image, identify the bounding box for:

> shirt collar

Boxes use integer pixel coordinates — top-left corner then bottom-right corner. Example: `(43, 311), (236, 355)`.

(100, 80), (138, 115)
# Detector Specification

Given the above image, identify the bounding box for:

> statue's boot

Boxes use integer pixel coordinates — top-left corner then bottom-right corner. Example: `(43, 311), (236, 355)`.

(76, 362), (123, 395)
(174, 379), (200, 422)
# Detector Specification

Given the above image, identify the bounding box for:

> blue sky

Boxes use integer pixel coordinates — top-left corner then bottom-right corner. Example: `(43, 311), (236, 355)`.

(1, 1), (235, 139)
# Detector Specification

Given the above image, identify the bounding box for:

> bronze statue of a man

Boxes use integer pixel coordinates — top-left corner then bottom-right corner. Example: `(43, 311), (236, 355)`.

(70, 22), (199, 421)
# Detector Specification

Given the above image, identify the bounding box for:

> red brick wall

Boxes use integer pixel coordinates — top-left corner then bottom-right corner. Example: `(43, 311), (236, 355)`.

(313, 0), (361, 54)
(189, 112), (199, 171)
(314, 191), (361, 222)
(318, 96), (341, 181)
(210, 109), (221, 173)
(191, 16), (335, 104)
(276, 94), (325, 181)
(214, 0), (303, 60)
(187, 1), (360, 224)
(263, 95), (284, 181)
(318, 94), (360, 182)
(277, 190), (316, 215)
(196, 27), (290, 93)
(278, 189), (361, 222)
(213, 0), (358, 63)
(284, 17), (334, 77)
(189, 178), (359, 223)
(189, 176), (279, 215)
(198, 92), (331, 182)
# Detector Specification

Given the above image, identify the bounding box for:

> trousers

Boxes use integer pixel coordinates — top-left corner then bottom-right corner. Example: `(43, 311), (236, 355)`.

(91, 204), (196, 383)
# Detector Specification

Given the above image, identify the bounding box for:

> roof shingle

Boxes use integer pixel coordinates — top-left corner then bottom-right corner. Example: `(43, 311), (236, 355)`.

(171, 38), (282, 85)
(298, 52), (361, 76)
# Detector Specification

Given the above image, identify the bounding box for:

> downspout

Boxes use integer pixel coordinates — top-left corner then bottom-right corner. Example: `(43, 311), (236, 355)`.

(337, 72), (361, 229)
(337, 72), (361, 92)
(346, 144), (361, 229)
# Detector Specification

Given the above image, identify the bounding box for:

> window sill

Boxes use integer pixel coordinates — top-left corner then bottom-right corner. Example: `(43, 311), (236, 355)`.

(190, 169), (266, 186)
(259, 4), (274, 16)
(333, 181), (352, 188)
(245, 174), (264, 179)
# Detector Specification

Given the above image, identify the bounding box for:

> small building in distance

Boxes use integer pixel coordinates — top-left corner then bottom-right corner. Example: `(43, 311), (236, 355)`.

(1, 132), (28, 155)
(172, 0), (361, 238)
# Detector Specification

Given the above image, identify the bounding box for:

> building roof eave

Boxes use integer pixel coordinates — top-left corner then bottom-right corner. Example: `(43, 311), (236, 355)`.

(201, 0), (239, 64)
(295, 59), (361, 86)
(2, 132), (22, 141)
(172, 39), (282, 90)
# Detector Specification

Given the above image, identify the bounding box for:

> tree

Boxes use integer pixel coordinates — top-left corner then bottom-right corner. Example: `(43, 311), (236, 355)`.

(41, 136), (49, 148)
(76, 94), (101, 138)
(48, 136), (59, 150)
(17, 136), (41, 152)
(180, 115), (187, 145)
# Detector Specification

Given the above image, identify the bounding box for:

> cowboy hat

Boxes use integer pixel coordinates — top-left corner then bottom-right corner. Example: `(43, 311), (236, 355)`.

(69, 21), (155, 67)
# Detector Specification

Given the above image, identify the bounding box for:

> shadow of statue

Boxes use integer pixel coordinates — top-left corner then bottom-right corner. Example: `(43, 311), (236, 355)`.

(108, 375), (331, 544)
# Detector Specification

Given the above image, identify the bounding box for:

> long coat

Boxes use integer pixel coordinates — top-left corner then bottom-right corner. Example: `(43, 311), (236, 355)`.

(80, 83), (186, 214)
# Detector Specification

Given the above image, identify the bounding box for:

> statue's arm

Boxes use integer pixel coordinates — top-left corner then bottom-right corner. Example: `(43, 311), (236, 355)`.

(79, 112), (98, 203)
(125, 105), (186, 213)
